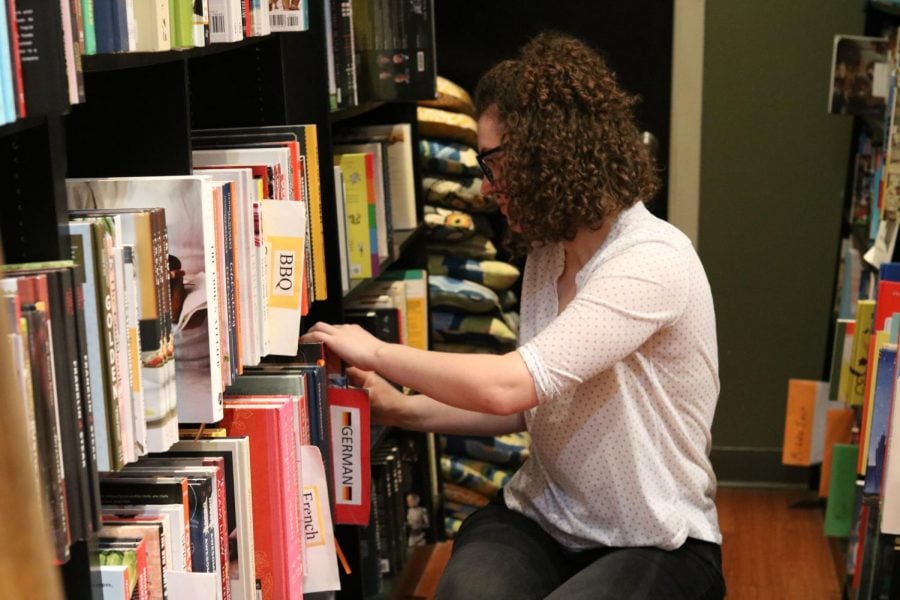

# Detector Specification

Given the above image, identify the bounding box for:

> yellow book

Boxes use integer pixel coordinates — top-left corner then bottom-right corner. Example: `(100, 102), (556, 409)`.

(382, 269), (429, 351)
(334, 153), (374, 280)
(300, 125), (328, 301)
(847, 300), (876, 406)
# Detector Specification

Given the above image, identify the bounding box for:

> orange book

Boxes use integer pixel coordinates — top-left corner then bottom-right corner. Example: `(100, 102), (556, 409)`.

(782, 379), (830, 466)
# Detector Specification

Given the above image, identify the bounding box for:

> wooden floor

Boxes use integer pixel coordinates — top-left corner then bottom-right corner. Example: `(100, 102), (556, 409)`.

(399, 486), (844, 599)
(718, 486), (843, 600)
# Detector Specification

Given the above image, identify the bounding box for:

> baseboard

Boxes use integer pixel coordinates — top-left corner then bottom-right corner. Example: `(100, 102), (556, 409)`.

(711, 446), (814, 487)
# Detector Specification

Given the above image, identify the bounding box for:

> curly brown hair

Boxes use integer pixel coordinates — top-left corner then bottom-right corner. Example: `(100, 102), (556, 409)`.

(474, 32), (659, 253)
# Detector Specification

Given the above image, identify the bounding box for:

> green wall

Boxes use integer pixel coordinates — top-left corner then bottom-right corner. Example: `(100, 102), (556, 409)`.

(700, 1), (864, 483)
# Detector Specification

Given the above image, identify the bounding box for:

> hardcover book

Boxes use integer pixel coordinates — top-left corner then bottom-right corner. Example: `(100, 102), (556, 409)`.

(67, 176), (225, 425)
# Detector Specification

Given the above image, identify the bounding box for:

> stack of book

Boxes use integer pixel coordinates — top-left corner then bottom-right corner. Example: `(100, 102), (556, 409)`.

(324, 0), (437, 110)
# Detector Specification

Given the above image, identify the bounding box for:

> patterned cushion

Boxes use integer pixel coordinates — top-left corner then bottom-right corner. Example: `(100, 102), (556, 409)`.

(428, 254), (520, 292)
(428, 234), (498, 260)
(429, 275), (501, 314)
(431, 310), (517, 346)
(424, 204), (494, 243)
(418, 106), (479, 147)
(423, 175), (496, 213)
(440, 454), (514, 498)
(420, 138), (482, 178)
(443, 482), (491, 508)
(418, 76), (476, 116)
(441, 432), (532, 467)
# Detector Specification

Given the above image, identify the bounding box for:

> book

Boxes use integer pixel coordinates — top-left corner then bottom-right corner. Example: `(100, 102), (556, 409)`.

(334, 141), (391, 265)
(849, 300), (877, 407)
(863, 345), (897, 495)
(381, 269), (428, 351)
(193, 167), (262, 369)
(167, 437), (256, 600)
(102, 504), (190, 573)
(220, 398), (303, 600)
(333, 165), (351, 294)
(133, 0), (170, 51)
(67, 176), (225, 425)
(829, 35), (890, 118)
(99, 520), (166, 599)
(208, 0), (242, 42)
(14, 0), (70, 116)
(192, 125), (329, 303)
(334, 152), (377, 279)
(818, 406), (855, 498)
(351, 0), (436, 102)
(781, 379), (830, 466)
(20, 299), (71, 563)
(333, 123), (418, 231)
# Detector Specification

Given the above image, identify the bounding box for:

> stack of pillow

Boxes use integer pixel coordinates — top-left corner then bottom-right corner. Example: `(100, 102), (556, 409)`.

(417, 77), (531, 537)
(418, 76), (521, 354)
(439, 433), (531, 537)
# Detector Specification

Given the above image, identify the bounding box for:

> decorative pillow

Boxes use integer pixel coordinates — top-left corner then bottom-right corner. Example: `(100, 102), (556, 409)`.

(418, 76), (476, 116)
(443, 482), (491, 508)
(424, 205), (495, 243)
(429, 275), (501, 314)
(428, 234), (498, 260)
(445, 515), (463, 538)
(423, 175), (496, 213)
(502, 311), (520, 335)
(428, 254), (520, 292)
(417, 106), (478, 148)
(500, 289), (519, 310)
(441, 432), (532, 467)
(440, 454), (513, 498)
(431, 310), (517, 346)
(420, 138), (482, 178)
(445, 500), (481, 521)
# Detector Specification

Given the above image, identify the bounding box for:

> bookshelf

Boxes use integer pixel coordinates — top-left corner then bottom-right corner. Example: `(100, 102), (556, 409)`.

(0, 0), (439, 597)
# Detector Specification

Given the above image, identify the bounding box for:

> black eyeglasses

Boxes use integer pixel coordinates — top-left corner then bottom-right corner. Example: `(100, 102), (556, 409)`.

(475, 145), (504, 184)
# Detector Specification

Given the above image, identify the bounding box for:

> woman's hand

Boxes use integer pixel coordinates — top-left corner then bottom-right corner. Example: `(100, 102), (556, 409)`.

(345, 366), (408, 427)
(300, 322), (386, 372)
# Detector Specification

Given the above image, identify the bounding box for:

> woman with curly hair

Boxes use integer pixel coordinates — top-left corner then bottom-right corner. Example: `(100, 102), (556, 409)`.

(302, 31), (724, 599)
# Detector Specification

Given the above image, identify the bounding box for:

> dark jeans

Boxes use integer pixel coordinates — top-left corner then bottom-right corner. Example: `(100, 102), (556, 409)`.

(435, 501), (726, 600)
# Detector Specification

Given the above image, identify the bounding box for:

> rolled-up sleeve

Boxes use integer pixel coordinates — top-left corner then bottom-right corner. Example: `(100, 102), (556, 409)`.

(517, 241), (692, 403)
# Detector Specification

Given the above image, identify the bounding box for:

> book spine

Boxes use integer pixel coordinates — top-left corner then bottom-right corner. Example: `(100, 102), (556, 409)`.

(93, 223), (126, 470)
(278, 403), (304, 600)
(220, 406), (288, 599)
(81, 0), (96, 53)
(54, 270), (94, 542)
(365, 152), (380, 277)
(23, 305), (71, 563)
(16, 0), (69, 115)
(69, 265), (104, 534)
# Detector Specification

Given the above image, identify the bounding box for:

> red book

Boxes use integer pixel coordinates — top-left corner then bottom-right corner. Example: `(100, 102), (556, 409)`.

(7, 0), (25, 117)
(875, 280), (900, 331)
(221, 397), (303, 600)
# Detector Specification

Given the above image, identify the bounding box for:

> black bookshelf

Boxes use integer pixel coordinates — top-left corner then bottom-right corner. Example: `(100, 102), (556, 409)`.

(0, 0), (439, 595)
